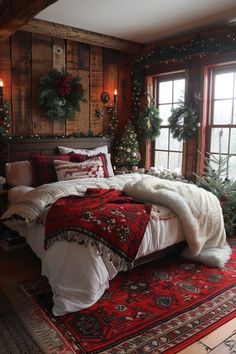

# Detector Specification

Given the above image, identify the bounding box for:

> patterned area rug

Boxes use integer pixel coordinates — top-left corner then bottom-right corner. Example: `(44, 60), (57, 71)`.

(3, 239), (236, 354)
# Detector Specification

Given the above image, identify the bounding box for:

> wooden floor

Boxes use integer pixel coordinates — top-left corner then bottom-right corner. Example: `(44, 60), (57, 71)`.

(0, 245), (235, 354)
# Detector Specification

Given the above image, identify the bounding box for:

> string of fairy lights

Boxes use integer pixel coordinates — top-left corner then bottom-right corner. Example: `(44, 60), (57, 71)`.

(131, 29), (236, 123)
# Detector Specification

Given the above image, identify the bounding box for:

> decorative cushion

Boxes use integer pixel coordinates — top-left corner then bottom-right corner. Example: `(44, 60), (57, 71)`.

(58, 145), (108, 156)
(54, 157), (106, 181)
(70, 152), (114, 177)
(31, 154), (71, 186)
(5, 160), (34, 187)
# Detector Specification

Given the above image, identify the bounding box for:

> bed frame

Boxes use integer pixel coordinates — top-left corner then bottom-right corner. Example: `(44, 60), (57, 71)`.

(0, 137), (112, 175)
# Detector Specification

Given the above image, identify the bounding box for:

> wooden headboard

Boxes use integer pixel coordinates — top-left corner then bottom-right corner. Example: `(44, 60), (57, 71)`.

(0, 137), (112, 175)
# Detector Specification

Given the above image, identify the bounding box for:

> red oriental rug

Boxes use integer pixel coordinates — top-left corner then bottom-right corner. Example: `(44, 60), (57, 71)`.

(5, 239), (236, 354)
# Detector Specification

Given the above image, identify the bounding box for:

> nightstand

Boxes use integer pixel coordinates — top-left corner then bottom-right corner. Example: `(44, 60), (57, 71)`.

(0, 189), (8, 216)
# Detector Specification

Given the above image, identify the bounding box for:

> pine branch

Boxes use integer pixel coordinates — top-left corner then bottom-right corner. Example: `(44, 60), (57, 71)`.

(194, 150), (236, 236)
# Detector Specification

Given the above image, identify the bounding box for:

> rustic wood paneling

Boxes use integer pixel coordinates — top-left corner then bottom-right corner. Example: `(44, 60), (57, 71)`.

(90, 46), (104, 135)
(22, 19), (142, 54)
(66, 40), (90, 135)
(66, 40), (79, 135)
(103, 48), (118, 134)
(53, 37), (65, 71)
(117, 52), (134, 135)
(78, 43), (90, 70)
(78, 69), (90, 135)
(31, 33), (53, 135)
(0, 39), (11, 132)
(11, 31), (31, 136)
(52, 37), (66, 135)
(78, 43), (90, 134)
(0, 30), (134, 141)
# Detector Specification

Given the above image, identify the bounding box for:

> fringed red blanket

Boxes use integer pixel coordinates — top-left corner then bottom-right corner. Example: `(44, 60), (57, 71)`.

(45, 188), (152, 269)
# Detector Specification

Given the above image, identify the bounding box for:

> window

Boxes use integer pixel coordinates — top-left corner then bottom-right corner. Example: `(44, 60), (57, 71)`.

(154, 74), (186, 172)
(207, 65), (236, 180)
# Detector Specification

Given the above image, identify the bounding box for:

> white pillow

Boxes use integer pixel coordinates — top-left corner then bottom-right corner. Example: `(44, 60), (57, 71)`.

(105, 153), (114, 177)
(58, 145), (108, 156)
(54, 158), (105, 181)
(5, 161), (34, 186)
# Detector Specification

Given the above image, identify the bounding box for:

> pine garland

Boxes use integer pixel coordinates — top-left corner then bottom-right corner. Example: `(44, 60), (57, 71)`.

(168, 100), (200, 141)
(0, 101), (11, 136)
(39, 68), (86, 121)
(131, 29), (236, 139)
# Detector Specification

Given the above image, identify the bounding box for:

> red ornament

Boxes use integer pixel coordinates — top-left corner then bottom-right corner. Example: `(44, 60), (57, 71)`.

(57, 77), (72, 97)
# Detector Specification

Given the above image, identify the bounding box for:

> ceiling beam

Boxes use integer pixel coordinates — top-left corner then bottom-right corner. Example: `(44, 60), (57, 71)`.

(0, 0), (58, 41)
(21, 18), (143, 54)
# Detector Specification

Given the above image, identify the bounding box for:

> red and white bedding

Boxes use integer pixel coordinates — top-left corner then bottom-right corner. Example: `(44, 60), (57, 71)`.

(1, 173), (231, 316)
(2, 174), (183, 315)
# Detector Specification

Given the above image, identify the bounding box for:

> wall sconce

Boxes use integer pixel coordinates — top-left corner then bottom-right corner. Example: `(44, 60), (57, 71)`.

(95, 91), (110, 118)
(0, 79), (3, 107)
(101, 91), (110, 104)
(95, 90), (117, 118)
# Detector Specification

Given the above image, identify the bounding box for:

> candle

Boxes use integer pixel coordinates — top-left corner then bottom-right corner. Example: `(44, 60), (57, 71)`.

(114, 89), (117, 103)
(0, 79), (3, 106)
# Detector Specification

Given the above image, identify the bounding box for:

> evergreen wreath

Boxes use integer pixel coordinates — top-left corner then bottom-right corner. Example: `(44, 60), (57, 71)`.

(39, 68), (86, 121)
(136, 94), (162, 141)
(168, 100), (200, 141)
(0, 101), (11, 136)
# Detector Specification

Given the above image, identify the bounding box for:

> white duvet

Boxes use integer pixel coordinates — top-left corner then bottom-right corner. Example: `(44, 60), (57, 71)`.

(2, 174), (231, 316)
(2, 174), (183, 315)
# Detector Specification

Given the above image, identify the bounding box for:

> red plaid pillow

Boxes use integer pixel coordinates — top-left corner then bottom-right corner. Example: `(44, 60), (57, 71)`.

(31, 154), (71, 186)
(70, 152), (109, 177)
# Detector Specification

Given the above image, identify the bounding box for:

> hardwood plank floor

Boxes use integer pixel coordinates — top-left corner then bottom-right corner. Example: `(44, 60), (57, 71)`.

(0, 245), (235, 354)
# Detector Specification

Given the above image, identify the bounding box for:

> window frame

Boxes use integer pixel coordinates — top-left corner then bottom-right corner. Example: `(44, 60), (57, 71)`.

(204, 62), (236, 179)
(153, 70), (187, 173)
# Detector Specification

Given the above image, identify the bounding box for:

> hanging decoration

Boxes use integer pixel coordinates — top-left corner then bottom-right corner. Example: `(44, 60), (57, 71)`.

(136, 94), (162, 141)
(131, 29), (236, 126)
(0, 102), (11, 136)
(168, 100), (200, 141)
(39, 69), (86, 121)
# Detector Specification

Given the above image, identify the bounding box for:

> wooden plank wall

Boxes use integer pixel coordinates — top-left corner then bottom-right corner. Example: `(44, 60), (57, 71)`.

(0, 30), (134, 137)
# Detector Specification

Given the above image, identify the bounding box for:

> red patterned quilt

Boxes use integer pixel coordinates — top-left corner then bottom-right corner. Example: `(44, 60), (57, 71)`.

(45, 188), (152, 267)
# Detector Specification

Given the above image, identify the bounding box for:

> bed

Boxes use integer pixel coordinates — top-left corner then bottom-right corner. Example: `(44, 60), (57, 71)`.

(0, 137), (231, 316)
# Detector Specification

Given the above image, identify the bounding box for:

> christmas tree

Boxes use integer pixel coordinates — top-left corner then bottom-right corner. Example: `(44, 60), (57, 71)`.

(195, 152), (236, 236)
(114, 121), (141, 168)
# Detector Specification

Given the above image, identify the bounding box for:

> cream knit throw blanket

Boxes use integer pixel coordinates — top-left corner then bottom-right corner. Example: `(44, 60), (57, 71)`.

(124, 177), (231, 268)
